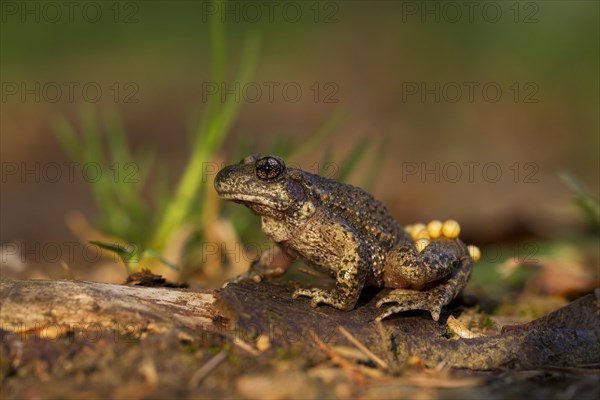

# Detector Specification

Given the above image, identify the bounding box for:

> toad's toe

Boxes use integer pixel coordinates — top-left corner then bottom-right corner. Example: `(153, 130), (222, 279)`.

(376, 288), (447, 321)
(376, 289), (413, 308)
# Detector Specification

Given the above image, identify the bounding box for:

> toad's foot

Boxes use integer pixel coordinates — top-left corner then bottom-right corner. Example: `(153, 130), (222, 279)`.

(293, 288), (355, 311)
(223, 245), (295, 288)
(377, 254), (472, 321)
(375, 286), (450, 321)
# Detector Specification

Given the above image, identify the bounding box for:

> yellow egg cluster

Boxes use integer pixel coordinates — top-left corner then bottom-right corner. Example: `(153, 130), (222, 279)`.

(404, 219), (460, 241)
(467, 245), (481, 262)
(403, 219), (480, 262)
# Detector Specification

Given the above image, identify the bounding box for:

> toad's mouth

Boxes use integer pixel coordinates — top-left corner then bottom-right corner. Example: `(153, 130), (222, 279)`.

(217, 191), (288, 211)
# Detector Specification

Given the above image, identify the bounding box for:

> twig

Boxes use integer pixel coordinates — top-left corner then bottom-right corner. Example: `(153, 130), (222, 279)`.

(188, 351), (228, 388)
(338, 326), (389, 370)
(310, 330), (368, 385)
(234, 338), (259, 356)
(376, 319), (397, 367)
(368, 374), (484, 389)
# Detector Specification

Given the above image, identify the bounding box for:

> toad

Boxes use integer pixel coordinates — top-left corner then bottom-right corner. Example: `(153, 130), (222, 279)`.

(214, 155), (480, 321)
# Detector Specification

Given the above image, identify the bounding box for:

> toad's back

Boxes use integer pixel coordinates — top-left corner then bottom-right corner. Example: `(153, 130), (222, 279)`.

(297, 170), (406, 250)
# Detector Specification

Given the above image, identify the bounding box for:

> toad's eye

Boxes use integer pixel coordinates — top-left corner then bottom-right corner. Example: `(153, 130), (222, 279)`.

(255, 156), (284, 180)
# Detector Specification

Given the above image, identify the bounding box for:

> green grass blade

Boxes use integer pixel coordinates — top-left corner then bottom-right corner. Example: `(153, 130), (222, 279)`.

(337, 137), (370, 183)
(143, 249), (179, 271)
(150, 33), (260, 250)
(209, 0), (226, 89)
(53, 117), (81, 161)
(559, 170), (600, 226)
(152, 163), (173, 219)
(201, 32), (260, 151)
(362, 138), (387, 191)
(102, 110), (149, 223)
(81, 106), (103, 164)
(104, 109), (133, 166)
(89, 239), (141, 272)
(135, 149), (157, 189)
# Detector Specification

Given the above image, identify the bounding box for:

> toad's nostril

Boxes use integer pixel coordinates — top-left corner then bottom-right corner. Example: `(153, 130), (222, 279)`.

(214, 166), (233, 191)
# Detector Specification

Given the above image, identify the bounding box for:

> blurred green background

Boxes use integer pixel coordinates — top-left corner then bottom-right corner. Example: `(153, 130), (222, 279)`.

(1, 1), (598, 296)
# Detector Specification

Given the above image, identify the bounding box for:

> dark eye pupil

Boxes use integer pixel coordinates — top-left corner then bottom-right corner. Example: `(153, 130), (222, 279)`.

(256, 157), (283, 180)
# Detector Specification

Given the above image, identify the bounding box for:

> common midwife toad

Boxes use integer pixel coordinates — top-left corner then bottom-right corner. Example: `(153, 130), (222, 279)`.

(214, 154), (480, 321)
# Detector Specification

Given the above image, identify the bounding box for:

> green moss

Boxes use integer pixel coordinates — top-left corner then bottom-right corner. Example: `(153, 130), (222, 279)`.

(443, 325), (456, 339)
(208, 342), (231, 356)
(276, 347), (302, 360)
(480, 315), (496, 330)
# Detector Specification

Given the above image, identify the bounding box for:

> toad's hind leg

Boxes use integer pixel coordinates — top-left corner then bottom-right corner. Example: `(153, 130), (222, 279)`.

(377, 239), (472, 321)
(293, 256), (367, 311)
(376, 258), (471, 321)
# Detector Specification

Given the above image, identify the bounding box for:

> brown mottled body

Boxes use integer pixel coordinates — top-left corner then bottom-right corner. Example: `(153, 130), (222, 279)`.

(214, 155), (473, 320)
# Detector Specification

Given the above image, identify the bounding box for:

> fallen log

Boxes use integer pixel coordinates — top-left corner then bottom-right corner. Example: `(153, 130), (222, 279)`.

(1, 278), (598, 370)
(0, 278), (221, 340)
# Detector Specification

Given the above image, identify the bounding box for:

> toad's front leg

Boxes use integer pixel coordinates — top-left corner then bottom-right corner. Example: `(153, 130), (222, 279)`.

(226, 245), (294, 285)
(293, 246), (368, 311)
(377, 238), (472, 321)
